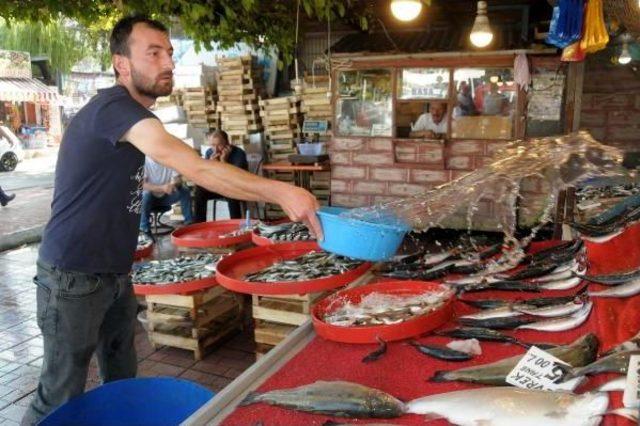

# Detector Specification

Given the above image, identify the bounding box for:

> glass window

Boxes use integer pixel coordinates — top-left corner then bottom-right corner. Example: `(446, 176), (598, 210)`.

(451, 68), (516, 139)
(336, 69), (392, 137)
(398, 68), (449, 100)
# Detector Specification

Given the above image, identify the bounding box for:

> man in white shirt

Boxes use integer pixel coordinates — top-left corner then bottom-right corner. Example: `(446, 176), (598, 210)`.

(410, 101), (448, 138)
(139, 156), (193, 233)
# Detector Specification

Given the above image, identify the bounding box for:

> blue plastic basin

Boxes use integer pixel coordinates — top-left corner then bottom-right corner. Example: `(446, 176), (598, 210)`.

(40, 377), (214, 426)
(317, 206), (409, 262)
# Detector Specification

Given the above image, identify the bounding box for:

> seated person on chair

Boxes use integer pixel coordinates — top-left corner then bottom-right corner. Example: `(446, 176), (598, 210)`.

(194, 130), (248, 221)
(409, 101), (448, 139)
(139, 156), (193, 233)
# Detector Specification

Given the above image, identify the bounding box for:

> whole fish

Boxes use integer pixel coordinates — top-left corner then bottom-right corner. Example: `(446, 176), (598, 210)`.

(518, 288), (588, 307)
(517, 301), (592, 332)
(459, 292), (582, 310)
(564, 349), (640, 379)
(406, 388), (608, 426)
(505, 263), (558, 280)
(580, 229), (624, 243)
(430, 333), (598, 385)
(459, 306), (520, 320)
(409, 340), (472, 362)
(362, 337), (387, 363)
(459, 316), (534, 330)
(445, 275), (500, 286)
(514, 299), (587, 318)
(589, 278), (640, 298)
(436, 326), (555, 349)
(239, 381), (405, 418)
(522, 240), (583, 265)
(603, 330), (640, 355)
(458, 280), (541, 293)
(530, 268), (576, 283)
(580, 268), (640, 285)
(540, 276), (583, 291)
(458, 298), (509, 309)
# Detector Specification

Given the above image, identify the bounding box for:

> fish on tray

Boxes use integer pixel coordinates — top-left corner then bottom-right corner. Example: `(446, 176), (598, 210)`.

(131, 253), (219, 284)
(256, 222), (313, 242)
(406, 387), (608, 426)
(430, 333), (598, 385)
(239, 380), (406, 418)
(408, 340), (473, 362)
(244, 251), (362, 282)
(323, 287), (453, 327)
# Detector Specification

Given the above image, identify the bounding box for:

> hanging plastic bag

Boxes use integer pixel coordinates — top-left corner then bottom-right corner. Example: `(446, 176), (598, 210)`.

(514, 53), (531, 91)
(546, 0), (585, 48)
(561, 40), (587, 62)
(580, 0), (609, 53)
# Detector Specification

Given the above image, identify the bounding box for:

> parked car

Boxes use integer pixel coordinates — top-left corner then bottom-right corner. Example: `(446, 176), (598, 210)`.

(0, 125), (25, 172)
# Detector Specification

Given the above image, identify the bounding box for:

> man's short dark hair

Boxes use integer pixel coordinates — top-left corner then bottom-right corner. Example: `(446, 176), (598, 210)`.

(110, 15), (168, 78)
(207, 130), (229, 144)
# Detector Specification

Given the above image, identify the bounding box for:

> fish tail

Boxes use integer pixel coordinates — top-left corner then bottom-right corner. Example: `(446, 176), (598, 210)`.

(429, 371), (451, 382)
(239, 391), (261, 406)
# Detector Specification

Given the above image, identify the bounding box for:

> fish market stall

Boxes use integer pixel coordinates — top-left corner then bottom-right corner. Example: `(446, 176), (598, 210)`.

(186, 239), (640, 425)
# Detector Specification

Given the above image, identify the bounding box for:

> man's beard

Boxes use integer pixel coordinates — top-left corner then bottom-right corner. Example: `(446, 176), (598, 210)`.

(131, 66), (173, 99)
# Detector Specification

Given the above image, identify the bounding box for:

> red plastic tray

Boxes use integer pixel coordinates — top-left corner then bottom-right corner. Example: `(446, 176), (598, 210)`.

(251, 228), (274, 246)
(171, 220), (255, 248)
(133, 243), (154, 260)
(311, 280), (455, 344)
(584, 221), (640, 274)
(133, 275), (218, 296)
(215, 241), (372, 295)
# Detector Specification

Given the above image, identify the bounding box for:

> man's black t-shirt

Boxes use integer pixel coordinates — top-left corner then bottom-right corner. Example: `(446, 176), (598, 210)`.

(39, 85), (157, 274)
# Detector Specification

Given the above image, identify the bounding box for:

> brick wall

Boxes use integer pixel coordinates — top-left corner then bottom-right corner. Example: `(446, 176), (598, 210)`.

(580, 47), (640, 153)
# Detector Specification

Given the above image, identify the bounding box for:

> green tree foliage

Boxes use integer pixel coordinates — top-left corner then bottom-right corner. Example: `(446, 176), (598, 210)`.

(0, 1), (395, 65)
(0, 18), (90, 74)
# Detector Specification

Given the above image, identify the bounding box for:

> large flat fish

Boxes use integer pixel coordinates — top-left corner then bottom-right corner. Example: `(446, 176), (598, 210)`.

(239, 380), (406, 418)
(430, 333), (598, 385)
(406, 387), (608, 426)
(565, 349), (640, 379)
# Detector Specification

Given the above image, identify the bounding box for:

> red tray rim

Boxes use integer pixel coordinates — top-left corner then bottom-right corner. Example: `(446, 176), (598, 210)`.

(311, 280), (455, 344)
(133, 243), (154, 260)
(215, 241), (372, 295)
(171, 220), (255, 248)
(133, 275), (218, 295)
(251, 228), (275, 246)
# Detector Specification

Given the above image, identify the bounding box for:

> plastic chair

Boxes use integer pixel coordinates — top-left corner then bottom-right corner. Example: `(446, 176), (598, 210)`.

(40, 377), (214, 426)
(150, 205), (174, 235)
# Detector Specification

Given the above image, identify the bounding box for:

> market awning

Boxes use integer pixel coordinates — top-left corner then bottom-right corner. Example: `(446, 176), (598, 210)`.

(0, 77), (59, 103)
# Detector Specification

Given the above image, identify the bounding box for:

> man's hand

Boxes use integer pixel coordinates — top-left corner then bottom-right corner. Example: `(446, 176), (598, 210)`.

(163, 182), (176, 194)
(273, 183), (324, 241)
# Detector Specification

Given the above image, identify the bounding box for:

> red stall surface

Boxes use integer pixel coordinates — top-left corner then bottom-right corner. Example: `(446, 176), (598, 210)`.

(133, 243), (153, 260)
(585, 222), (640, 275)
(222, 241), (639, 426)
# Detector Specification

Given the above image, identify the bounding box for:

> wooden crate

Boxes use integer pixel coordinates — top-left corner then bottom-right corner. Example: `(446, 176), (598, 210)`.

(252, 292), (326, 355)
(145, 286), (243, 360)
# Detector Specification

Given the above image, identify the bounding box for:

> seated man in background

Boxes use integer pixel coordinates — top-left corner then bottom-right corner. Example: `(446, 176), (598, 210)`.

(194, 130), (248, 221)
(410, 101), (448, 139)
(140, 156), (193, 233)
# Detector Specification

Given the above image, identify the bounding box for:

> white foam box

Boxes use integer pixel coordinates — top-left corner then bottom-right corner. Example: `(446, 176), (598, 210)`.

(152, 105), (186, 124)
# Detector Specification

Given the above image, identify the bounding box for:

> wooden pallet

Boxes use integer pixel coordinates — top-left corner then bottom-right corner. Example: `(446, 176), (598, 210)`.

(145, 286), (243, 360)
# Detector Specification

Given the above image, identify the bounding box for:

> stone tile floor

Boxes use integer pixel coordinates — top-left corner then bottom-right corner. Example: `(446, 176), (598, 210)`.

(0, 241), (257, 424)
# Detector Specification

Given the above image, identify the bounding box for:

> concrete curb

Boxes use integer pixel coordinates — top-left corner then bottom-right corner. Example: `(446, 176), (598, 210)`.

(0, 225), (44, 252)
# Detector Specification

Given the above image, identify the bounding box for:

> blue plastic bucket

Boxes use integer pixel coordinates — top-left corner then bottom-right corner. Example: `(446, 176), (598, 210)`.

(40, 377), (214, 426)
(317, 206), (409, 261)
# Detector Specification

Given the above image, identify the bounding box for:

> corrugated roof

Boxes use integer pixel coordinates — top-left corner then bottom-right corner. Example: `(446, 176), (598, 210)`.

(0, 77), (59, 103)
(330, 25), (531, 55)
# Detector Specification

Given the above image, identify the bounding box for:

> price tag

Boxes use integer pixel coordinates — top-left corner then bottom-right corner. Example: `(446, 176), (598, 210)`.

(506, 346), (580, 392)
(623, 355), (640, 408)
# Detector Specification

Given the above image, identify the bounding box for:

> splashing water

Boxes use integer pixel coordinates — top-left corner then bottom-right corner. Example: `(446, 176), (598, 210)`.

(342, 131), (627, 271)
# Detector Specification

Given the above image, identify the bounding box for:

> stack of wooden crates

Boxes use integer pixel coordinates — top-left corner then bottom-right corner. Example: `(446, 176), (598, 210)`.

(258, 96), (303, 219)
(252, 292), (326, 359)
(181, 86), (219, 133)
(144, 286), (243, 360)
(216, 56), (264, 147)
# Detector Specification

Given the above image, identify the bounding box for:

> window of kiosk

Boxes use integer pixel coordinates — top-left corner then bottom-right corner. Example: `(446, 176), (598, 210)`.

(335, 69), (392, 137)
(451, 68), (516, 140)
(395, 68), (450, 139)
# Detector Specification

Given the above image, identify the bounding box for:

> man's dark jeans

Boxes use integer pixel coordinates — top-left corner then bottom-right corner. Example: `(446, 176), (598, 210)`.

(21, 260), (138, 425)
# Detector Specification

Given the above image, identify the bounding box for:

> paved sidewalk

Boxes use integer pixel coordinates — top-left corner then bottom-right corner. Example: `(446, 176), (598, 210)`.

(0, 187), (53, 252)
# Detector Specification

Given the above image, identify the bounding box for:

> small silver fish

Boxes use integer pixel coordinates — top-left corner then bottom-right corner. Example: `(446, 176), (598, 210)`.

(517, 301), (592, 332)
(589, 277), (640, 298)
(540, 276), (582, 290)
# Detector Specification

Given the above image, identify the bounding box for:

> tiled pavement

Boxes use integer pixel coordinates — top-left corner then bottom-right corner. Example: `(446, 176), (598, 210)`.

(0, 242), (257, 424)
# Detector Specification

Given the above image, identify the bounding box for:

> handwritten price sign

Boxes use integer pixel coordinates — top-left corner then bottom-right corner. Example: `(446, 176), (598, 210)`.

(506, 346), (580, 392)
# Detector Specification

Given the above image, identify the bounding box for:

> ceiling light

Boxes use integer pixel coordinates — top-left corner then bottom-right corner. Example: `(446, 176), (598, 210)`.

(470, 1), (493, 48)
(619, 41), (632, 65)
(390, 0), (423, 22)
